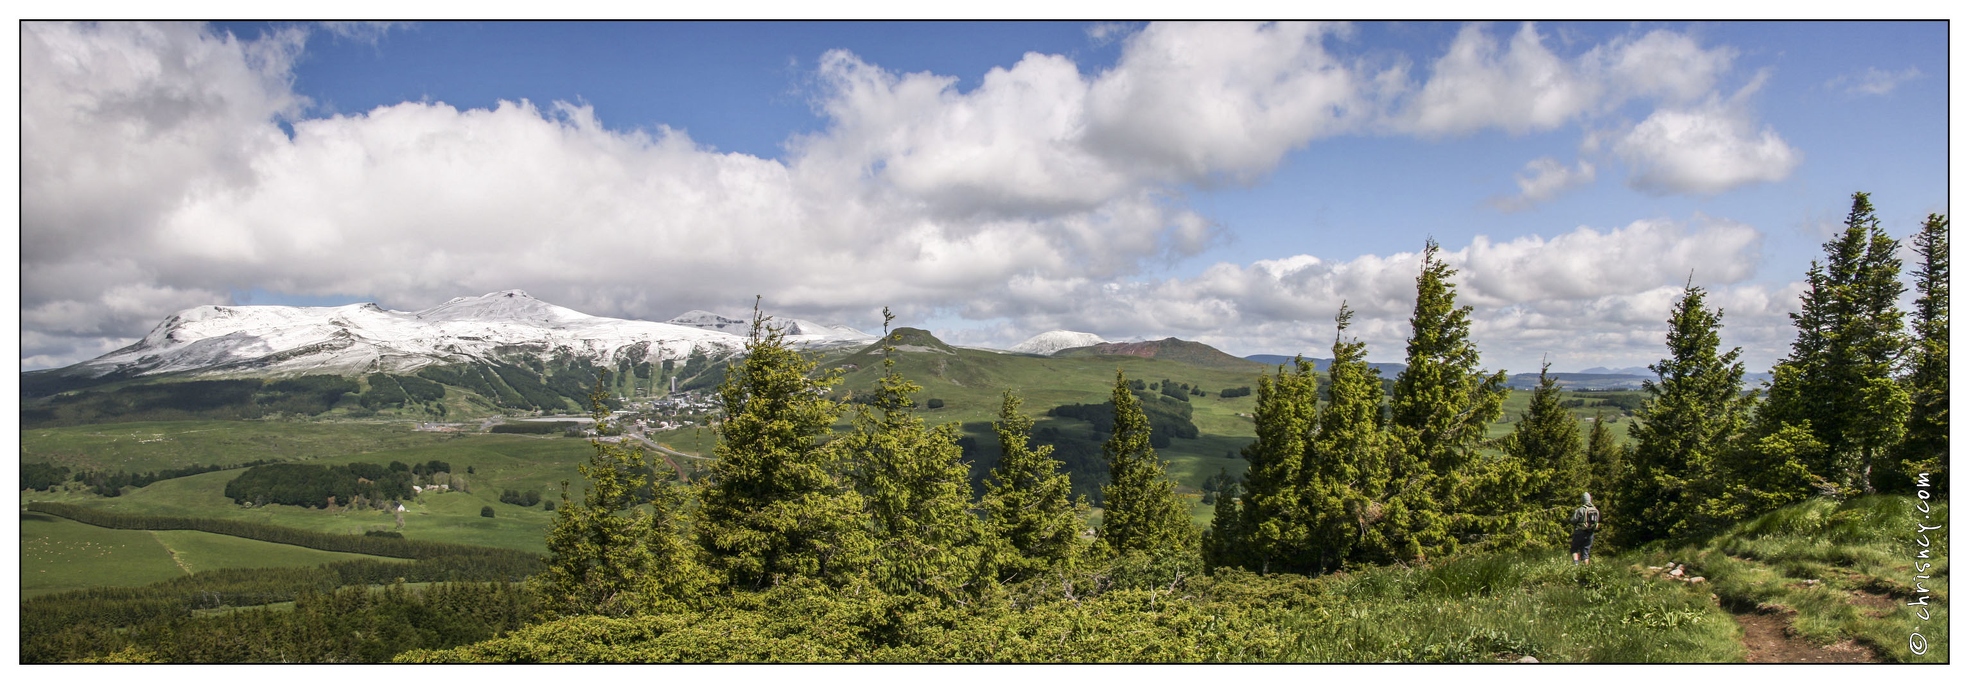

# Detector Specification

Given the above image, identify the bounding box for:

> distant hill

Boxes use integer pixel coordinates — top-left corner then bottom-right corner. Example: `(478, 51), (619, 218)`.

(839, 327), (958, 363)
(1243, 354), (1407, 376)
(1507, 369), (1775, 391)
(1506, 372), (1650, 390)
(1577, 366), (1651, 375)
(1008, 330), (1106, 356)
(1054, 338), (1264, 372)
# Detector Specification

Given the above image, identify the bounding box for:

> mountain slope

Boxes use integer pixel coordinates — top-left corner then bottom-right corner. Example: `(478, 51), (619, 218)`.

(45, 291), (870, 383)
(1009, 330), (1106, 356)
(1053, 338), (1264, 372)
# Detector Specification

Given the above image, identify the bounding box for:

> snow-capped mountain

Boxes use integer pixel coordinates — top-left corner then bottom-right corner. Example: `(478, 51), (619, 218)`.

(1009, 330), (1107, 356)
(665, 310), (748, 332)
(667, 310), (876, 342)
(62, 290), (872, 379)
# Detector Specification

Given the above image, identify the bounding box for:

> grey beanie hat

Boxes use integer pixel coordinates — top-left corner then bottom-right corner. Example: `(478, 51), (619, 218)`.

(1583, 492), (1593, 505)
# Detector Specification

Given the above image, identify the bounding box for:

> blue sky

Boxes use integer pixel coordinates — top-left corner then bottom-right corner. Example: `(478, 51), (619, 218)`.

(19, 20), (1951, 373)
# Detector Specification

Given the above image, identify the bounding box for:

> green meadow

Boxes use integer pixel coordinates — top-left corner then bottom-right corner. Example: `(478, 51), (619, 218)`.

(19, 419), (467, 472)
(21, 347), (1640, 595)
(21, 430), (603, 554)
(21, 510), (403, 598)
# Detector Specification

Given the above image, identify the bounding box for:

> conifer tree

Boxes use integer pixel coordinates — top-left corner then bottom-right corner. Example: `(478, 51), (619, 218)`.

(1584, 410), (1624, 501)
(1387, 239), (1507, 560)
(1762, 192), (1910, 494)
(1220, 359), (1318, 573)
(1484, 363), (1585, 549)
(1202, 485), (1244, 571)
(696, 301), (871, 590)
(1507, 364), (1589, 504)
(1612, 284), (1753, 546)
(1099, 369), (1200, 556)
(1895, 213), (1948, 494)
(843, 309), (987, 600)
(981, 390), (1087, 583)
(1303, 304), (1395, 571)
(539, 380), (704, 617)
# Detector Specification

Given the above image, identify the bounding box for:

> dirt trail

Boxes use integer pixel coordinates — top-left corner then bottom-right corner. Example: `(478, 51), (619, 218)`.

(1734, 610), (1876, 663)
(151, 531), (194, 576)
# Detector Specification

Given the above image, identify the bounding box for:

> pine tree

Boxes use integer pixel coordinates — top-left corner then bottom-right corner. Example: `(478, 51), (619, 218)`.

(1388, 239), (1507, 560)
(1219, 359), (1318, 573)
(1303, 303), (1395, 571)
(538, 380), (705, 617)
(843, 309), (987, 601)
(1486, 363), (1585, 550)
(1201, 485), (1244, 571)
(1584, 410), (1624, 502)
(981, 390), (1087, 583)
(1098, 369), (1200, 556)
(696, 301), (871, 590)
(1762, 192), (1910, 494)
(1510, 364), (1590, 503)
(1612, 284), (1753, 546)
(1895, 213), (1948, 495)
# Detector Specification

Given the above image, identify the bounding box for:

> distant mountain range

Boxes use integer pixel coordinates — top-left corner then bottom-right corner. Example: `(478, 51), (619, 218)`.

(1576, 366), (1652, 375)
(1242, 354), (1409, 376)
(1504, 372), (1651, 390)
(25, 291), (1778, 403)
(29, 290), (874, 384)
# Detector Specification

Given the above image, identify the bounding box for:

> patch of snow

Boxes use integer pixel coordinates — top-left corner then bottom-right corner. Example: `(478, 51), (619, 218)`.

(67, 291), (881, 379)
(1008, 330), (1107, 356)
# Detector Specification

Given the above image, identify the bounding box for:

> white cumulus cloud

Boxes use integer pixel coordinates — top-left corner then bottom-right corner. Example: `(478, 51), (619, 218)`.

(20, 21), (1808, 373)
(21, 21), (1372, 369)
(1614, 80), (1801, 195)
(1403, 22), (1602, 136)
(973, 218), (1792, 373)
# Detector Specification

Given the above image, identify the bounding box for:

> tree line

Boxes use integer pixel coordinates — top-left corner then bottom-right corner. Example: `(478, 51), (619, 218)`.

(221, 459), (454, 509)
(24, 459), (282, 497)
(535, 191), (1945, 625)
(1206, 193), (1948, 574)
(531, 304), (1205, 620)
(1046, 391), (1201, 447)
(1611, 194), (1948, 547)
(23, 563), (538, 663)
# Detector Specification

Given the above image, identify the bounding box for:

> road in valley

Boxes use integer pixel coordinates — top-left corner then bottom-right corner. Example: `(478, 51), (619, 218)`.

(626, 434), (697, 483)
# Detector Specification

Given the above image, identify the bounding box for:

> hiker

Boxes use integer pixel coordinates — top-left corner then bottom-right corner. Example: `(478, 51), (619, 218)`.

(1570, 492), (1600, 565)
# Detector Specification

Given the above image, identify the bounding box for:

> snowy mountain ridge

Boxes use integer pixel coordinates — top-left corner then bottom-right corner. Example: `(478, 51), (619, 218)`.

(666, 309), (876, 341)
(1008, 330), (1108, 356)
(64, 290), (874, 379)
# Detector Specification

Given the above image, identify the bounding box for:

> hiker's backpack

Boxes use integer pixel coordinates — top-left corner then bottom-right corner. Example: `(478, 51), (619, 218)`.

(1578, 506), (1601, 533)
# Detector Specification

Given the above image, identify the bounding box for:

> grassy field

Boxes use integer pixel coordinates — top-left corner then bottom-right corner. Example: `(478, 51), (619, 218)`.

(19, 419), (471, 472)
(1650, 495), (1949, 662)
(404, 496), (1936, 663)
(1271, 550), (1744, 662)
(21, 510), (405, 598)
(21, 431), (604, 554)
(21, 511), (186, 597)
(1486, 387), (1641, 443)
